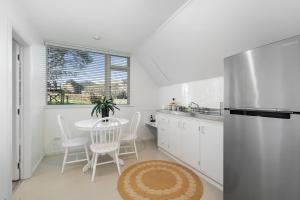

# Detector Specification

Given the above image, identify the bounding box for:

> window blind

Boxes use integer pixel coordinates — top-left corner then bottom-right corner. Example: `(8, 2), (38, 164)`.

(47, 45), (129, 105)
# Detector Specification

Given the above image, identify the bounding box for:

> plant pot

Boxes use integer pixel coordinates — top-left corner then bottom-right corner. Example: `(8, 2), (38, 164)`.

(101, 108), (109, 118)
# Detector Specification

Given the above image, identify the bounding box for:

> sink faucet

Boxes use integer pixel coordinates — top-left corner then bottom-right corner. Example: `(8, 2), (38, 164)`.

(189, 102), (200, 110)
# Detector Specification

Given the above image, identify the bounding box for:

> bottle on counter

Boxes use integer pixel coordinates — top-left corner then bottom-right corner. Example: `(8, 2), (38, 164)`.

(150, 115), (155, 122)
(169, 98), (177, 111)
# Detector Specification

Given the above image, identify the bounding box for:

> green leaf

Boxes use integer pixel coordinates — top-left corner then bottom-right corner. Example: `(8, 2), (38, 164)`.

(107, 105), (115, 115)
(91, 95), (120, 117)
(91, 105), (98, 116)
(96, 106), (100, 117)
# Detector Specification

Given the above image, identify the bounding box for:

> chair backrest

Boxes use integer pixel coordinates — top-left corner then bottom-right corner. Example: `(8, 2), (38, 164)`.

(90, 117), (122, 147)
(57, 114), (72, 142)
(129, 112), (141, 139)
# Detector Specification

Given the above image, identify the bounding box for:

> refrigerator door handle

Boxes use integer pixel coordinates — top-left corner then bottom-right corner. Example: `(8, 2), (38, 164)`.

(227, 109), (294, 119)
(224, 107), (294, 113)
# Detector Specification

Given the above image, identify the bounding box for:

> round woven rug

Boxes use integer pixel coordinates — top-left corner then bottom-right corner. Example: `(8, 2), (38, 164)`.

(118, 160), (203, 200)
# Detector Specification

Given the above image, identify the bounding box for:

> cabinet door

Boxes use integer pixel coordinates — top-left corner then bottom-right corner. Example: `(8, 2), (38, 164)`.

(200, 121), (223, 184)
(180, 119), (201, 170)
(157, 114), (169, 150)
(168, 116), (181, 158)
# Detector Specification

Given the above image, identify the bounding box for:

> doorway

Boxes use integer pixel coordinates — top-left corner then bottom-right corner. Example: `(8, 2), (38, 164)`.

(12, 39), (23, 189)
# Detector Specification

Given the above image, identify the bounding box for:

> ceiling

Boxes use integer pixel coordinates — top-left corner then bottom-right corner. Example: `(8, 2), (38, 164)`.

(135, 0), (300, 86)
(19, 0), (189, 53)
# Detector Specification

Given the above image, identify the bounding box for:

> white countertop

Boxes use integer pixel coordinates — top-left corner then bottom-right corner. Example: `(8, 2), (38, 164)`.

(156, 109), (223, 121)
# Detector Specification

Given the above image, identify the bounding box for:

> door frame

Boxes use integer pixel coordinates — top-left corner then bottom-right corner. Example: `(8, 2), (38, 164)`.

(12, 39), (24, 181)
(12, 31), (27, 180)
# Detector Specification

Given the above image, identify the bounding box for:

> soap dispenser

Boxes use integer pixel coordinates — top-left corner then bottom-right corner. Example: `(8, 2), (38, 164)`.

(170, 98), (177, 111)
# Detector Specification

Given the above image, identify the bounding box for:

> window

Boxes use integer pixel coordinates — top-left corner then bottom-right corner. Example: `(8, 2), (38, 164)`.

(46, 45), (130, 105)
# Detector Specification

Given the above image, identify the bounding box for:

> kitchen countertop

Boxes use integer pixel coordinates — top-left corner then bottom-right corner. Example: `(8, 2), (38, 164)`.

(145, 121), (157, 128)
(157, 109), (224, 122)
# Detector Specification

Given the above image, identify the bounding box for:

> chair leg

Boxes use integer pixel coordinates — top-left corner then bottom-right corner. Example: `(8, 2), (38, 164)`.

(90, 153), (95, 168)
(133, 140), (139, 160)
(61, 147), (68, 174)
(118, 143), (121, 156)
(82, 145), (91, 173)
(84, 145), (90, 163)
(115, 150), (121, 176)
(91, 153), (98, 182)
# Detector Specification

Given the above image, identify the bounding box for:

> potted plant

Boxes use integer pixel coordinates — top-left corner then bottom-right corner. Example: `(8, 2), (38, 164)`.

(91, 96), (119, 118)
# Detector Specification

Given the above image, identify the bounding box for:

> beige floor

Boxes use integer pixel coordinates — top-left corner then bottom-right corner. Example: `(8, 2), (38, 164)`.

(12, 180), (21, 192)
(13, 140), (223, 200)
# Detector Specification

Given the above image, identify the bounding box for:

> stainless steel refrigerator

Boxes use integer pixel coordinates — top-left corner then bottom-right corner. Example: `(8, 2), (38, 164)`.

(224, 36), (300, 200)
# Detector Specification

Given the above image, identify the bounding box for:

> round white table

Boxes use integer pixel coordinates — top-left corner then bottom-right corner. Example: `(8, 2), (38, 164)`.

(74, 118), (129, 172)
(74, 118), (129, 131)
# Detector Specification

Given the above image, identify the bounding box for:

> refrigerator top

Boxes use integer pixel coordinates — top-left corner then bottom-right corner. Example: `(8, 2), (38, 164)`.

(225, 35), (300, 60)
(224, 36), (300, 111)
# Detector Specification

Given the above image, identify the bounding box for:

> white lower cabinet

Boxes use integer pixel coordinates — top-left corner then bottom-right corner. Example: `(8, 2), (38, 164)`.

(179, 118), (201, 171)
(157, 113), (223, 185)
(199, 120), (223, 184)
(168, 117), (181, 157)
(157, 114), (169, 150)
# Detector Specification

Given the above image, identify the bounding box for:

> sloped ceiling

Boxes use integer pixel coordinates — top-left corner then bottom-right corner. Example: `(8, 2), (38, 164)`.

(134, 0), (300, 86)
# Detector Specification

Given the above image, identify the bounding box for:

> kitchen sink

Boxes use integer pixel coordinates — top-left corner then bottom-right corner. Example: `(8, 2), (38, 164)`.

(157, 109), (223, 121)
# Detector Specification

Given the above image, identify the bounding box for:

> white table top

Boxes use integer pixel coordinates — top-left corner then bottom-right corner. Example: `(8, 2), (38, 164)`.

(74, 118), (129, 131)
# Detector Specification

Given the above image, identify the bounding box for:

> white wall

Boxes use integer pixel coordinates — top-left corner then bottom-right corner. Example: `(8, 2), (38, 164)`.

(135, 0), (300, 86)
(159, 76), (223, 109)
(44, 57), (159, 155)
(29, 45), (46, 172)
(0, 8), (13, 199)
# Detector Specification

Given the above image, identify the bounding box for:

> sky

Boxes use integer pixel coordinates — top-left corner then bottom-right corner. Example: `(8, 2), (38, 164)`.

(48, 49), (128, 87)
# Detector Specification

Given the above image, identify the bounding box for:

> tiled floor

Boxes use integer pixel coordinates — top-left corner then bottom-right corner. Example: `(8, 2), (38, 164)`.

(13, 140), (223, 200)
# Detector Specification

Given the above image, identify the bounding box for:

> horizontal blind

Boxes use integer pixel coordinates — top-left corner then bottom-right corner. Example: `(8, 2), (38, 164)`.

(47, 45), (129, 105)
(110, 55), (129, 104)
(111, 55), (128, 67)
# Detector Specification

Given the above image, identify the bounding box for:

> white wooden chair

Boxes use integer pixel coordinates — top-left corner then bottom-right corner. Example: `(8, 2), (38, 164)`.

(119, 112), (141, 160)
(57, 114), (89, 174)
(90, 117), (122, 182)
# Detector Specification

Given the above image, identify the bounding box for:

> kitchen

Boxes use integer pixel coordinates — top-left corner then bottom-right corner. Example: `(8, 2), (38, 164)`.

(1, 0), (300, 199)
(155, 77), (224, 189)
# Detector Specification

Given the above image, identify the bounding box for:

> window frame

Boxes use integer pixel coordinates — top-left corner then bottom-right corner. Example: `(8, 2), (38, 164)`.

(45, 44), (130, 106)
(107, 54), (130, 105)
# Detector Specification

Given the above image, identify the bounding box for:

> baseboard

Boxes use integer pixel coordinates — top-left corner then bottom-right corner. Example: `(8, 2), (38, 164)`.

(31, 154), (45, 175)
(45, 148), (90, 156)
(158, 147), (223, 191)
(45, 150), (64, 156)
(137, 138), (156, 142)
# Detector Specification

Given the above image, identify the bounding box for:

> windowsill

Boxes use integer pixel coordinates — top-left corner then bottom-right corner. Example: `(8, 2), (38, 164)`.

(44, 104), (134, 109)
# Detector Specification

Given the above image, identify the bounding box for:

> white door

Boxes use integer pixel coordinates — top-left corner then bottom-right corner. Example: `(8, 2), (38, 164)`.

(157, 114), (169, 150)
(180, 119), (201, 170)
(168, 116), (181, 158)
(12, 40), (22, 181)
(200, 120), (223, 184)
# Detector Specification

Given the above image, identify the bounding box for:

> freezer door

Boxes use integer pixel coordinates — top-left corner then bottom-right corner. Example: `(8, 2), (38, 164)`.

(224, 111), (300, 200)
(224, 36), (300, 111)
